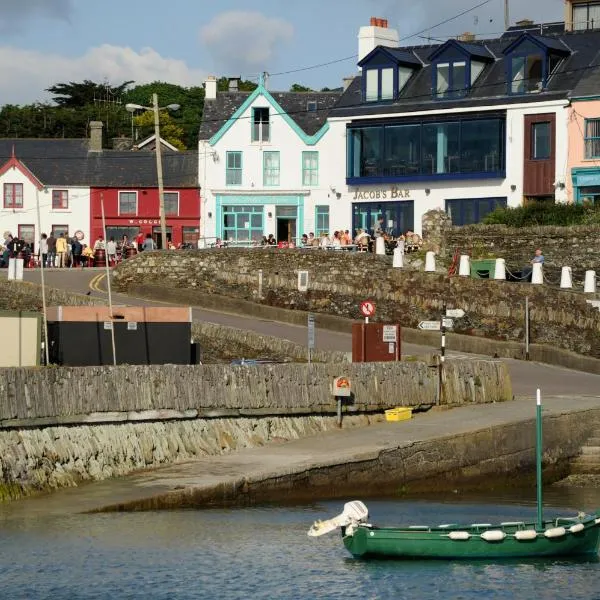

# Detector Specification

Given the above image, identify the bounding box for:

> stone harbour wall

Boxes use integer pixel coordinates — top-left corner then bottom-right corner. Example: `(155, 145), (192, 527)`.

(112, 249), (600, 357)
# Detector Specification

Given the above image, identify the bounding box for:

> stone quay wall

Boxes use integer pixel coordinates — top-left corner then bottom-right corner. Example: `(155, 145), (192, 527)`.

(0, 360), (510, 500)
(112, 250), (600, 358)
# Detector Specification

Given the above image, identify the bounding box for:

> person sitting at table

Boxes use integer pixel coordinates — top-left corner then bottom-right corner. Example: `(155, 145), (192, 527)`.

(354, 228), (370, 251)
(319, 232), (330, 248)
(308, 232), (319, 247)
(301, 233), (309, 246)
(267, 234), (276, 246)
(331, 231), (342, 248)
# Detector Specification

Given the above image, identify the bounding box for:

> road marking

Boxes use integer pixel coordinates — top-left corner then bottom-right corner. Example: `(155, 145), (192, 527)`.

(88, 273), (106, 293)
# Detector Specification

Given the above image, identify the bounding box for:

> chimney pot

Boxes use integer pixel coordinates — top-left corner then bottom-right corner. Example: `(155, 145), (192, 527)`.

(370, 17), (377, 26)
(457, 31), (475, 42)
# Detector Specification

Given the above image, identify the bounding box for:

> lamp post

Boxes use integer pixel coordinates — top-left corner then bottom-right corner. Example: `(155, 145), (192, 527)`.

(126, 95), (179, 249)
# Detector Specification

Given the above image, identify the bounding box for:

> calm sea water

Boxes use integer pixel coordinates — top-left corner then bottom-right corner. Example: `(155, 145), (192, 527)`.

(0, 487), (599, 600)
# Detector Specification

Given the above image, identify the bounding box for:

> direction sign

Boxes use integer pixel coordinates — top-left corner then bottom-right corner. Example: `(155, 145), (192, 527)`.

(418, 321), (441, 331)
(442, 318), (454, 329)
(360, 300), (376, 318)
(445, 308), (465, 318)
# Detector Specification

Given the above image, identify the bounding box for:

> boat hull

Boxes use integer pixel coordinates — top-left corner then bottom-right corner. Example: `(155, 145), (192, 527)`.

(343, 519), (600, 560)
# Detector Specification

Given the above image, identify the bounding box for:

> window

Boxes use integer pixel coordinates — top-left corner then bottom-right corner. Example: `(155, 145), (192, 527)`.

(252, 107), (270, 142)
(347, 116), (505, 180)
(263, 151), (280, 186)
(307, 101), (317, 112)
(164, 192), (179, 216)
(435, 61), (467, 98)
(380, 67), (394, 100)
(365, 66), (412, 102)
(302, 151), (319, 186)
(353, 202), (414, 239)
(106, 226), (140, 243)
(398, 66), (413, 93)
(532, 122), (551, 159)
(222, 205), (264, 242)
(226, 152), (242, 185)
(18, 225), (35, 248)
(585, 119), (600, 159)
(52, 190), (69, 209)
(446, 198), (507, 225)
(573, 1), (600, 29)
(510, 55), (544, 94)
(315, 206), (329, 236)
(119, 191), (137, 215)
(3, 183), (23, 208)
(182, 226), (199, 245)
(51, 224), (68, 238)
(365, 69), (379, 102)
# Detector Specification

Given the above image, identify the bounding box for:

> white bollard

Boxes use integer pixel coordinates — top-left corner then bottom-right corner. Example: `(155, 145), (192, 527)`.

(584, 270), (597, 293)
(531, 262), (544, 284)
(494, 258), (506, 280)
(375, 236), (385, 255)
(393, 247), (404, 268)
(425, 251), (436, 272)
(458, 255), (470, 277)
(560, 266), (572, 289)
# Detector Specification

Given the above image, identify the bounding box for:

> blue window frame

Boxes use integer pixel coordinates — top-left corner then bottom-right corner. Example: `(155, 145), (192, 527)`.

(445, 197), (507, 225)
(347, 114), (505, 183)
(435, 61), (467, 98)
(352, 201), (414, 238)
(263, 151), (280, 186)
(226, 151), (242, 186)
(315, 205), (329, 235)
(585, 118), (600, 159)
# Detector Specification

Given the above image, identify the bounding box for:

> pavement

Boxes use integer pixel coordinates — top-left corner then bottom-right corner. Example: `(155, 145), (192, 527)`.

(2, 395), (599, 519)
(22, 268), (600, 397)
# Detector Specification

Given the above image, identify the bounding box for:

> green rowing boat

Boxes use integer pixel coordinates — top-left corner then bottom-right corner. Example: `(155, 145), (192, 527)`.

(308, 390), (600, 560)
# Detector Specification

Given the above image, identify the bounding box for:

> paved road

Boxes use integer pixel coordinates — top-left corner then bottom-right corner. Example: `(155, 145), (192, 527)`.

(23, 268), (600, 397)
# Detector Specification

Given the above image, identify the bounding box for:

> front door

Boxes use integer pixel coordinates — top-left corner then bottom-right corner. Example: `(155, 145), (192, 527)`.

(276, 218), (296, 244)
(152, 226), (172, 249)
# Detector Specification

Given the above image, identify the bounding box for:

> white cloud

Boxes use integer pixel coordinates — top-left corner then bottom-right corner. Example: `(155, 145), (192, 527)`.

(0, 45), (206, 105)
(199, 11), (294, 75)
(0, 0), (73, 32)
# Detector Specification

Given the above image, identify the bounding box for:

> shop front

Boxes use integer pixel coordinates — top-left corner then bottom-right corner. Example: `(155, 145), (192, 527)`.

(572, 167), (600, 204)
(215, 195), (305, 244)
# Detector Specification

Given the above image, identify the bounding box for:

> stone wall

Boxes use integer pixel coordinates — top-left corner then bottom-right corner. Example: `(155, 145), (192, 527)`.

(443, 224), (600, 282)
(113, 249), (600, 357)
(0, 360), (511, 425)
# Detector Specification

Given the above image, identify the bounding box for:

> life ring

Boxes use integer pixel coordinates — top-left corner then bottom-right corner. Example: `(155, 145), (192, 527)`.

(74, 230), (85, 240)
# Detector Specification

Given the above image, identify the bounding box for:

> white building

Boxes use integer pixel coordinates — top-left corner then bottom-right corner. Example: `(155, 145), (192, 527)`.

(0, 142), (91, 252)
(198, 76), (342, 244)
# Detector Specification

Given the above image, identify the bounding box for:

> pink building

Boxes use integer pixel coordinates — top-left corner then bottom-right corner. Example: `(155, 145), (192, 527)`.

(568, 99), (600, 204)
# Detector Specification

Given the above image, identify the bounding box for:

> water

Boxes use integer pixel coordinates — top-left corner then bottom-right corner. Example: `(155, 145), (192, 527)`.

(0, 488), (599, 600)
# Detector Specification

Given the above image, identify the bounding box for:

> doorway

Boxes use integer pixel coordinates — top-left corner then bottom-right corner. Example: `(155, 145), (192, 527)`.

(276, 218), (296, 244)
(152, 226), (172, 249)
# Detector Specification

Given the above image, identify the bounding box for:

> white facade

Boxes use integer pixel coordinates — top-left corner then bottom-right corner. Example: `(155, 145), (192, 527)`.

(0, 162), (90, 252)
(199, 86), (341, 245)
(324, 99), (569, 236)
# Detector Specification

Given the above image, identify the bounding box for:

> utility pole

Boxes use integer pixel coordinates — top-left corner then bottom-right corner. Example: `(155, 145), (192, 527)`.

(153, 93), (167, 250)
(504, 0), (510, 31)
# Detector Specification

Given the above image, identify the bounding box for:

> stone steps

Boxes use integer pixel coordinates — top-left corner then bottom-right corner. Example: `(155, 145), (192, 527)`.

(568, 437), (600, 476)
(580, 446), (600, 456)
(570, 460), (600, 475)
(586, 437), (600, 446)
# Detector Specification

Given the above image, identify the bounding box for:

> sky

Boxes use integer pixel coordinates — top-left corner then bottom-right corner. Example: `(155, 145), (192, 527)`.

(0, 0), (566, 105)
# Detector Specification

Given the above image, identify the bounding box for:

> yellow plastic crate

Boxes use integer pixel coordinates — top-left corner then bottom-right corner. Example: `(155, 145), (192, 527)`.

(385, 407), (413, 422)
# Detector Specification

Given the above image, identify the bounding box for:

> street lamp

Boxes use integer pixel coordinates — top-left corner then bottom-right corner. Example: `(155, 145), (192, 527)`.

(126, 95), (180, 249)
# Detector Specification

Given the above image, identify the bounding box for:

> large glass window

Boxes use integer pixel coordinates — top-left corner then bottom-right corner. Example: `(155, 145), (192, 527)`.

(347, 116), (505, 180)
(164, 192), (179, 216)
(315, 205), (329, 236)
(573, 1), (600, 29)
(510, 55), (544, 94)
(364, 66), (413, 102)
(435, 61), (467, 98)
(352, 201), (414, 238)
(51, 224), (69, 238)
(302, 151), (319, 186)
(446, 197), (507, 225)
(226, 151), (242, 186)
(381, 68), (394, 100)
(585, 118), (600, 159)
(119, 191), (137, 215)
(222, 205), (264, 242)
(263, 151), (280, 186)
(252, 107), (270, 142)
(3, 183), (23, 208)
(532, 122), (551, 159)
(52, 190), (68, 209)
(365, 69), (379, 102)
(182, 226), (199, 245)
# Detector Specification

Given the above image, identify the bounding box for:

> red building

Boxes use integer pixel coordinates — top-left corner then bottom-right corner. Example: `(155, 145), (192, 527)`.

(90, 150), (199, 248)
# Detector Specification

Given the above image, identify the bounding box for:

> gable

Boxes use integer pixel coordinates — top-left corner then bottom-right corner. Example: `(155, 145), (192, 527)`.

(0, 156), (43, 189)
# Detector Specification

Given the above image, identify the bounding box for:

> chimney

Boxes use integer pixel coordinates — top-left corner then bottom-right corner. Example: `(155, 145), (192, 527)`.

(228, 77), (241, 92)
(457, 31), (476, 42)
(89, 121), (103, 152)
(343, 76), (355, 91)
(515, 18), (534, 27)
(358, 16), (399, 67)
(204, 75), (217, 101)
(112, 136), (133, 151)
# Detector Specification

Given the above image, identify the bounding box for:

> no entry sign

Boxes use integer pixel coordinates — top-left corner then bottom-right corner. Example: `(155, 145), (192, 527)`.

(359, 300), (376, 318)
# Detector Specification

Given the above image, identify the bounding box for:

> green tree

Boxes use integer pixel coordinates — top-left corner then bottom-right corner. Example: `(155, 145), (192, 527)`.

(290, 83), (313, 92)
(46, 80), (133, 108)
(132, 109), (186, 151)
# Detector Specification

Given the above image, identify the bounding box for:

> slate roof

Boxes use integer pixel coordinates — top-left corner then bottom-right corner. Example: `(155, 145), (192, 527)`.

(198, 90), (342, 141)
(330, 24), (600, 119)
(0, 139), (198, 187)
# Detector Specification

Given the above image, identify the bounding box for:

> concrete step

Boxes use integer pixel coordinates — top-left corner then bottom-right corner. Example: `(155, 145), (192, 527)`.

(580, 446), (600, 455)
(570, 462), (600, 475)
(573, 454), (600, 464)
(586, 437), (600, 446)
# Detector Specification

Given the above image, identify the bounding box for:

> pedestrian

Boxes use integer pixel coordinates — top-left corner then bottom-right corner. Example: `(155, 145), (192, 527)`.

(46, 232), (56, 268)
(523, 248), (544, 281)
(136, 231), (144, 252)
(106, 236), (117, 266)
(39, 233), (48, 268)
(142, 233), (155, 252)
(55, 233), (67, 268)
(71, 236), (82, 268)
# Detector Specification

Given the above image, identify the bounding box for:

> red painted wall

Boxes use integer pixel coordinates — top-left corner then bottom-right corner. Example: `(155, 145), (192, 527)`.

(90, 187), (200, 247)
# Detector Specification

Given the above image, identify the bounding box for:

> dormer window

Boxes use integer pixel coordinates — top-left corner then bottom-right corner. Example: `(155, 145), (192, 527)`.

(307, 100), (317, 112)
(359, 47), (421, 103)
(428, 40), (493, 100)
(503, 33), (570, 95)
